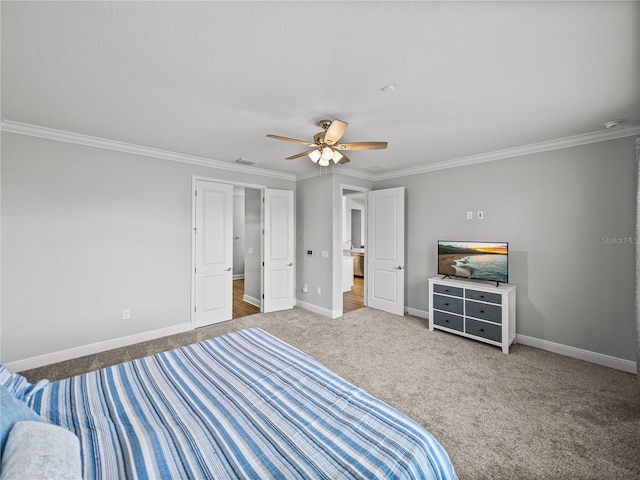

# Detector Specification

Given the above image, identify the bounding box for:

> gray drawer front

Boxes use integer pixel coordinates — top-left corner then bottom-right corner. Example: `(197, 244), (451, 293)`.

(433, 294), (463, 314)
(466, 289), (502, 305)
(465, 300), (502, 323)
(433, 284), (463, 297)
(433, 311), (463, 332)
(466, 318), (502, 342)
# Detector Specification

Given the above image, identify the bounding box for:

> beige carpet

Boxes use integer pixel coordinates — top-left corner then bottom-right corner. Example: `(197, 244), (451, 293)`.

(23, 307), (640, 480)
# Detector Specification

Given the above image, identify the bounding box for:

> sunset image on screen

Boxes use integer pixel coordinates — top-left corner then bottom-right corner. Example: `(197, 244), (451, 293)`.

(472, 244), (508, 255)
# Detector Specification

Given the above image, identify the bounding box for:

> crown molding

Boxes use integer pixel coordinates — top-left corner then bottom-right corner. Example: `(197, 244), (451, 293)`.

(3, 120), (637, 183)
(0, 120), (296, 182)
(375, 124), (640, 181)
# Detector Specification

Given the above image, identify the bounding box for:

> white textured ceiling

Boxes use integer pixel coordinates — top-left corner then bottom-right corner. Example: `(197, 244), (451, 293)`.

(2, 1), (639, 178)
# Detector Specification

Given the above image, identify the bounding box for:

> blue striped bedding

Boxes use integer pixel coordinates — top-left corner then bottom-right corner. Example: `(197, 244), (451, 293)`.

(28, 328), (457, 479)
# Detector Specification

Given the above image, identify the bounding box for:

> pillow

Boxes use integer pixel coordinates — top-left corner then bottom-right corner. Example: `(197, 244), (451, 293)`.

(0, 421), (82, 480)
(0, 364), (49, 402)
(0, 386), (44, 457)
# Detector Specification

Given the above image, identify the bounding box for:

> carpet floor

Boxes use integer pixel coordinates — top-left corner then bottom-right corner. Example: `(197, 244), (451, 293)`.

(23, 307), (640, 480)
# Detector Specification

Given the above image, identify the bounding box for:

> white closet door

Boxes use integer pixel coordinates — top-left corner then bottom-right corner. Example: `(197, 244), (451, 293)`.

(367, 187), (405, 316)
(194, 180), (233, 327)
(263, 189), (294, 313)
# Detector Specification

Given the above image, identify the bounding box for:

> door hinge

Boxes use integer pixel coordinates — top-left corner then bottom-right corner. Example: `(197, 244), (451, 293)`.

(262, 262), (265, 266)
(262, 294), (264, 299)
(194, 306), (197, 313)
(194, 267), (197, 274)
(195, 190), (198, 196)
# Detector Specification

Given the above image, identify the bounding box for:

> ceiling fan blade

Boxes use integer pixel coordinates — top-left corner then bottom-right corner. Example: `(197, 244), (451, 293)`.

(323, 120), (349, 145)
(335, 141), (388, 151)
(266, 134), (316, 147)
(337, 152), (351, 164)
(286, 150), (316, 160)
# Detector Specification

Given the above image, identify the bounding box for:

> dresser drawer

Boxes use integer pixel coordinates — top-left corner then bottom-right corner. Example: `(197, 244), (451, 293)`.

(465, 300), (502, 323)
(466, 318), (502, 342)
(433, 311), (463, 332)
(433, 294), (463, 314)
(433, 284), (463, 297)
(466, 289), (502, 305)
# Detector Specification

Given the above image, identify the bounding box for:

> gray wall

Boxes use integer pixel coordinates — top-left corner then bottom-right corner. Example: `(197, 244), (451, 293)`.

(232, 187), (245, 276)
(1, 132), (295, 363)
(296, 175), (335, 311)
(375, 136), (638, 362)
(244, 188), (261, 304)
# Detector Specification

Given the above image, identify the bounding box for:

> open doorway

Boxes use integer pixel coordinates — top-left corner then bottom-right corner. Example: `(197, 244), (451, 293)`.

(232, 186), (261, 319)
(342, 189), (366, 313)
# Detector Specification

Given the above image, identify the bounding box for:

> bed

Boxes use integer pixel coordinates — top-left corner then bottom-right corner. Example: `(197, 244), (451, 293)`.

(4, 328), (457, 479)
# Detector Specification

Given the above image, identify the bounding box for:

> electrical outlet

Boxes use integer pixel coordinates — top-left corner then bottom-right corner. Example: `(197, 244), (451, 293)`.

(302, 284), (308, 293)
(122, 309), (131, 320)
(316, 286), (321, 295)
(321, 250), (329, 259)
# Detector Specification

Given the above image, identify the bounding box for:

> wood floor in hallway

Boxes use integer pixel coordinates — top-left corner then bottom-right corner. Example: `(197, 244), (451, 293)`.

(343, 276), (364, 313)
(233, 278), (260, 319)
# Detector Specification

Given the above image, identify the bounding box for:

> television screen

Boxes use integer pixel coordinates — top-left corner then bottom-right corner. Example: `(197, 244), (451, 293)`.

(437, 241), (509, 284)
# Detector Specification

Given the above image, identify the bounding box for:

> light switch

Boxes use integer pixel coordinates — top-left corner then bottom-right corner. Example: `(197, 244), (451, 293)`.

(321, 250), (329, 259)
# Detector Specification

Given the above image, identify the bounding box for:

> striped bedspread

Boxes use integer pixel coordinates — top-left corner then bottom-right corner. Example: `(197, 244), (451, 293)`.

(29, 328), (457, 479)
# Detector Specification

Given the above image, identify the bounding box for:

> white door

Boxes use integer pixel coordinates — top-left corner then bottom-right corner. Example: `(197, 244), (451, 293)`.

(367, 187), (405, 316)
(193, 180), (233, 327)
(263, 189), (294, 312)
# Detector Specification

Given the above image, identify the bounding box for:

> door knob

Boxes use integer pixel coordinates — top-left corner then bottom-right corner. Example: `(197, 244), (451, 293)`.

(287, 263), (293, 266)
(225, 268), (232, 271)
(395, 266), (404, 270)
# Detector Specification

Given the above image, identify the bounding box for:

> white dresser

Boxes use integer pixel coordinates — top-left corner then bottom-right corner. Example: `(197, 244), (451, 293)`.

(428, 276), (516, 353)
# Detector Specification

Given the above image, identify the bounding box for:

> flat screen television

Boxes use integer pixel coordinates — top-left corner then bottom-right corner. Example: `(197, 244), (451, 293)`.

(437, 241), (509, 285)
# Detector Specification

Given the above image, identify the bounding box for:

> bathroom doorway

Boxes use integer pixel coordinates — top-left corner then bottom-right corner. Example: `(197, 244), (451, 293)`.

(342, 189), (366, 313)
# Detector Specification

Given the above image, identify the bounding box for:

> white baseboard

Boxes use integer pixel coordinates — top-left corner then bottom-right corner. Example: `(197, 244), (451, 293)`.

(515, 334), (636, 374)
(405, 308), (635, 374)
(242, 294), (260, 308)
(6, 323), (193, 373)
(406, 307), (428, 319)
(296, 299), (341, 318)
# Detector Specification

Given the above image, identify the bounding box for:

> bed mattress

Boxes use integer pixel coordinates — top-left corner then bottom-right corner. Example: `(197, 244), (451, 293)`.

(29, 328), (457, 479)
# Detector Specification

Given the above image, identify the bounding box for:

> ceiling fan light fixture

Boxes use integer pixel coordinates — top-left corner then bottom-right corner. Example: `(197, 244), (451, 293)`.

(308, 149), (321, 163)
(266, 119), (387, 167)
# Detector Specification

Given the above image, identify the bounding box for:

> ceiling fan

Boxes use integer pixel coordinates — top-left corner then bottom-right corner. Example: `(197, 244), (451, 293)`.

(266, 119), (388, 166)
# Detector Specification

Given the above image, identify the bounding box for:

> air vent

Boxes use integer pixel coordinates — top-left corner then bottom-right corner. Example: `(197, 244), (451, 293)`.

(234, 158), (256, 166)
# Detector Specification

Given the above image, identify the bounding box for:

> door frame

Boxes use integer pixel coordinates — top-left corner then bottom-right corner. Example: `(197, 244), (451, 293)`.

(190, 176), (267, 328)
(334, 184), (370, 317)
